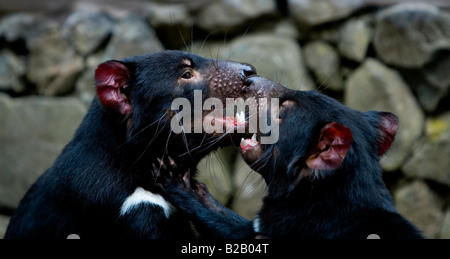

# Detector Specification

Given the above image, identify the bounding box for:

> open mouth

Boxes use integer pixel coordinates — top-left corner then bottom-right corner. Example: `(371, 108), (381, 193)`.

(204, 110), (247, 134)
(240, 133), (258, 151)
(215, 110), (246, 128)
(234, 112), (261, 153)
(204, 109), (262, 146)
(238, 131), (263, 166)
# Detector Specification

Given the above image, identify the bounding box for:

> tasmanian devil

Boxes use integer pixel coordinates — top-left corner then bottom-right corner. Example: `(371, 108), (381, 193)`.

(5, 50), (260, 239)
(160, 76), (424, 239)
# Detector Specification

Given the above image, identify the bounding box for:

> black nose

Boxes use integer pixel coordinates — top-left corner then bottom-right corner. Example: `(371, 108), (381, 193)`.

(244, 75), (256, 87)
(241, 63), (257, 78)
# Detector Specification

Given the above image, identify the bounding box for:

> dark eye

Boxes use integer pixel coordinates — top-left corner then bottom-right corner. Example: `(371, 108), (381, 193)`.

(181, 71), (193, 79)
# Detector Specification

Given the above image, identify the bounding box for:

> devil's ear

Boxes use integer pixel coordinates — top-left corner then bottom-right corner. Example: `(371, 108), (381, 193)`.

(365, 111), (399, 156)
(306, 122), (353, 171)
(95, 60), (132, 115)
(377, 112), (399, 156)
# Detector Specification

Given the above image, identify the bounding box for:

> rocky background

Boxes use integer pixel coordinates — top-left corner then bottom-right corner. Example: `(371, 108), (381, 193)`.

(1, 0), (450, 239)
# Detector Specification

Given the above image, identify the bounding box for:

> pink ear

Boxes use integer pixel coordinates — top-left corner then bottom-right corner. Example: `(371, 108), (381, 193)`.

(306, 122), (353, 170)
(377, 112), (398, 156)
(95, 61), (132, 115)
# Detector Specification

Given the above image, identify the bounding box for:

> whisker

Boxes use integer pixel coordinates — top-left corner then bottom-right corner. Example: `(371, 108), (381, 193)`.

(194, 133), (231, 154)
(252, 154), (270, 173)
(179, 125), (237, 157)
(148, 117), (169, 147)
(233, 159), (265, 203)
(314, 62), (336, 93)
(120, 113), (167, 148)
(198, 133), (208, 149)
(128, 123), (168, 170)
(210, 150), (231, 195)
(316, 73), (332, 93)
(169, 4), (190, 53)
(181, 125), (192, 159)
(227, 24), (252, 62)
(222, 31), (236, 65)
(178, 23), (190, 53)
(190, 24), (194, 53)
(164, 127), (173, 156)
(241, 24), (251, 41)
(199, 30), (218, 56)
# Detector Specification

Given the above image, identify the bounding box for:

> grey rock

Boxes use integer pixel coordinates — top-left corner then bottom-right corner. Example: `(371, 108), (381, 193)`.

(344, 58), (425, 171)
(63, 10), (114, 56)
(75, 51), (108, 107)
(0, 0), (72, 14)
(414, 53), (450, 112)
(373, 3), (450, 68)
(403, 112), (450, 186)
(402, 50), (450, 112)
(75, 68), (97, 107)
(303, 40), (343, 91)
(0, 12), (36, 43)
(307, 24), (340, 44)
(402, 54), (450, 113)
(195, 0), (277, 33)
(103, 15), (164, 60)
(289, 0), (366, 28)
(424, 53), (450, 91)
(270, 19), (301, 40)
(26, 23), (84, 96)
(191, 32), (314, 91)
(0, 215), (10, 239)
(440, 208), (450, 239)
(338, 17), (372, 62)
(410, 79), (447, 114)
(0, 49), (26, 93)
(144, 1), (194, 50)
(146, 2), (193, 28)
(394, 180), (444, 238)
(0, 94), (86, 209)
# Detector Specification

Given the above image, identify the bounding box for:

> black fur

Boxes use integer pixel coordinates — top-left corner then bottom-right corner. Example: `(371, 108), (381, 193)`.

(161, 77), (424, 239)
(5, 50), (257, 239)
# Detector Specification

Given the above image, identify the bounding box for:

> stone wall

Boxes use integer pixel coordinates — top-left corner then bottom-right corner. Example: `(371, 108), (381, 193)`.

(1, 0), (450, 238)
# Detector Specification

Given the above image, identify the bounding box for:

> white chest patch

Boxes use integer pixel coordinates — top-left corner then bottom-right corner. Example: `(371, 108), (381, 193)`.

(253, 217), (262, 233)
(120, 187), (176, 218)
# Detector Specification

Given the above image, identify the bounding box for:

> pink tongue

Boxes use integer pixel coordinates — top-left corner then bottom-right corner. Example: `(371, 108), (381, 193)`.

(213, 116), (246, 128)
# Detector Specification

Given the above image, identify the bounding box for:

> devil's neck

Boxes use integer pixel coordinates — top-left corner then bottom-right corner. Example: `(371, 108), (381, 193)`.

(264, 161), (396, 214)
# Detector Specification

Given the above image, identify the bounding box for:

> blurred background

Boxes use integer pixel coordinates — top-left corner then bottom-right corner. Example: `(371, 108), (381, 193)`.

(1, 0), (450, 238)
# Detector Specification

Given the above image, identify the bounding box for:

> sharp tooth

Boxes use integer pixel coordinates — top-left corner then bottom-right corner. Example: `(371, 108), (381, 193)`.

(241, 138), (246, 144)
(251, 134), (257, 143)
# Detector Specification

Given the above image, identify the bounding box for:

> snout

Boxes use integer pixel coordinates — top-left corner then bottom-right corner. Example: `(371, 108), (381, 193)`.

(214, 60), (257, 80)
(209, 60), (259, 99)
(240, 63), (257, 78)
(243, 76), (291, 98)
